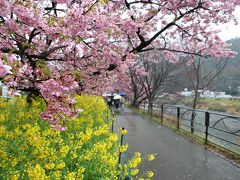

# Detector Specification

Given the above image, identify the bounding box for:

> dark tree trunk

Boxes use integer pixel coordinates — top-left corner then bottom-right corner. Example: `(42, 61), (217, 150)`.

(191, 87), (198, 133)
(132, 99), (139, 108)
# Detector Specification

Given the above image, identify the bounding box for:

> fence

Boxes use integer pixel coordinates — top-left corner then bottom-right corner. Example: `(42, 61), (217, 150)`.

(137, 102), (240, 155)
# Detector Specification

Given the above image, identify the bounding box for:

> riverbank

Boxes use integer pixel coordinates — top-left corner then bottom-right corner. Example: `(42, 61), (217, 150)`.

(156, 97), (240, 115)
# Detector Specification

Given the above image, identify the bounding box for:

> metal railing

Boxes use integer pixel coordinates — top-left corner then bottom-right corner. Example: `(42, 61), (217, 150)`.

(136, 101), (240, 155)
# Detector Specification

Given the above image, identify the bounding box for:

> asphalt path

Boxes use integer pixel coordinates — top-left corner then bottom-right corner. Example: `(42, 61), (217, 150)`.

(115, 108), (240, 180)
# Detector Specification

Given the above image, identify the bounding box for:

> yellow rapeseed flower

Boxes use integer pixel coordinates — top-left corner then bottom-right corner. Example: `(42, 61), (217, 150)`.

(56, 162), (65, 169)
(59, 145), (70, 158)
(109, 134), (118, 142)
(0, 114), (5, 122)
(129, 152), (142, 168)
(94, 142), (107, 152)
(131, 169), (139, 176)
(120, 128), (127, 135)
(11, 173), (20, 180)
(147, 171), (154, 178)
(65, 172), (76, 180)
(119, 144), (128, 153)
(45, 162), (55, 170)
(52, 170), (62, 179)
(0, 127), (6, 136)
(76, 167), (85, 179)
(27, 164), (47, 179)
(148, 154), (155, 161)
(11, 158), (19, 167)
(0, 150), (7, 159)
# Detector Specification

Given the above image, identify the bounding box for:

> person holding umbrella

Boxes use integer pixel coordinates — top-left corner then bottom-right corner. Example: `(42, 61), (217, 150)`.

(113, 94), (121, 109)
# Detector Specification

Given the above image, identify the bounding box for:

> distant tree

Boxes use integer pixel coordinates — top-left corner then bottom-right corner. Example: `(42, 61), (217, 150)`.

(214, 38), (240, 93)
(129, 65), (146, 108)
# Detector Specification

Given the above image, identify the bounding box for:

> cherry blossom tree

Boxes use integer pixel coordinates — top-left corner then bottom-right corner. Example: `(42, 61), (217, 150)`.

(129, 52), (180, 111)
(0, 0), (239, 129)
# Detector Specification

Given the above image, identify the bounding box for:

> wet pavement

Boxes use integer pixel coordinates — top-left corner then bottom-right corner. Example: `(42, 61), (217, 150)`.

(115, 108), (240, 180)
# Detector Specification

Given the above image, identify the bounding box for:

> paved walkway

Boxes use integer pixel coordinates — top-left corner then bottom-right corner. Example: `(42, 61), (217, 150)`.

(115, 108), (240, 180)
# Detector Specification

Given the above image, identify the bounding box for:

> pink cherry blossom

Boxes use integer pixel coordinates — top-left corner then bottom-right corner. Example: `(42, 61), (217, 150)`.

(0, 58), (12, 77)
(51, 125), (67, 131)
(0, 0), (239, 130)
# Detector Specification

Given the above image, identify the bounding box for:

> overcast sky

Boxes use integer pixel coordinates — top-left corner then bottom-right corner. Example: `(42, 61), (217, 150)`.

(218, 22), (240, 41)
(218, 7), (240, 41)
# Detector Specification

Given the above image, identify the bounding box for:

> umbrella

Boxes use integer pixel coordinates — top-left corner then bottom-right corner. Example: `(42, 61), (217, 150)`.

(102, 93), (112, 97)
(113, 94), (122, 100)
(118, 91), (126, 96)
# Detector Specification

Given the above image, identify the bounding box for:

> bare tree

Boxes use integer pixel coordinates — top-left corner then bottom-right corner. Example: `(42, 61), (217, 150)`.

(184, 57), (228, 133)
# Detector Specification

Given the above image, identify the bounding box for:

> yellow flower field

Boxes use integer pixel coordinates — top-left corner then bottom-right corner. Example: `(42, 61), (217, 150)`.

(0, 95), (153, 179)
(0, 95), (118, 179)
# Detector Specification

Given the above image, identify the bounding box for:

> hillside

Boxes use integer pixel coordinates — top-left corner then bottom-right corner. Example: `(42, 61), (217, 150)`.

(215, 38), (240, 94)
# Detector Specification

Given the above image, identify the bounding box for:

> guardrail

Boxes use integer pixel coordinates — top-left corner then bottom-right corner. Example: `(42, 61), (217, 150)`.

(135, 101), (240, 154)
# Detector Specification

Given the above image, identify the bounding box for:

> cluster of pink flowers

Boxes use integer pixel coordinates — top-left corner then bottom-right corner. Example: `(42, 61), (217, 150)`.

(37, 75), (79, 128)
(0, 57), (12, 77)
(0, 0), (239, 129)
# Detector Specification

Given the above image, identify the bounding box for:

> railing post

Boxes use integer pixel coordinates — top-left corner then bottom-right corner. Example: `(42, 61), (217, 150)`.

(106, 109), (108, 123)
(111, 113), (116, 133)
(205, 112), (210, 143)
(191, 111), (195, 133)
(111, 119), (114, 133)
(150, 103), (153, 117)
(177, 107), (180, 130)
(161, 104), (164, 123)
(118, 127), (125, 164)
